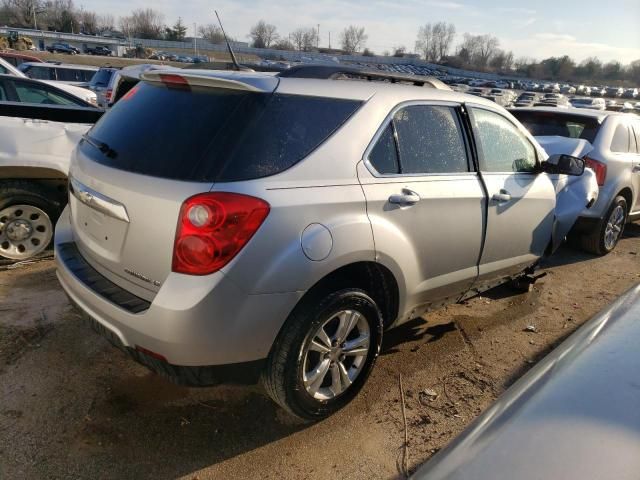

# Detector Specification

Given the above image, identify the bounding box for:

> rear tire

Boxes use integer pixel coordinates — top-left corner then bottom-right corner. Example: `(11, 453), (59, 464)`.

(263, 289), (383, 421)
(0, 181), (62, 261)
(578, 196), (627, 256)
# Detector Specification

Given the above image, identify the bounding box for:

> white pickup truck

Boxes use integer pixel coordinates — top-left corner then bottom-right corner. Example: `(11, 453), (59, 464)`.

(0, 102), (102, 260)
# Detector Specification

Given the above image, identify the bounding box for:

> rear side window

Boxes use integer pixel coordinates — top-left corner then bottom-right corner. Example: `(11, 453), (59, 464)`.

(611, 124), (629, 153)
(393, 105), (468, 174)
(83, 82), (361, 182)
(369, 124), (399, 174)
(23, 65), (53, 80)
(472, 108), (537, 173)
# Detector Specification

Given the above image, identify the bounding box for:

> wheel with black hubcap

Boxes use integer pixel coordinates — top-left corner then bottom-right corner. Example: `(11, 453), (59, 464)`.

(263, 289), (383, 421)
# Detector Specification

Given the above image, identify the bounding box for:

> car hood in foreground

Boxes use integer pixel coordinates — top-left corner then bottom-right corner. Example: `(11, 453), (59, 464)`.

(413, 282), (640, 480)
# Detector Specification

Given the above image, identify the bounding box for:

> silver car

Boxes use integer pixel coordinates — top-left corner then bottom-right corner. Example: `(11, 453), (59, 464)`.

(55, 67), (591, 420)
(512, 107), (640, 254)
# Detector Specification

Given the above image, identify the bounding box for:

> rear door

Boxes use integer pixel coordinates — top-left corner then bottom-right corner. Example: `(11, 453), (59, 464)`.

(358, 102), (485, 308)
(467, 105), (556, 288)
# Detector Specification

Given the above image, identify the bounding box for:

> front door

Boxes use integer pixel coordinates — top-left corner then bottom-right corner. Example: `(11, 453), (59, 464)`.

(467, 106), (556, 287)
(358, 103), (485, 312)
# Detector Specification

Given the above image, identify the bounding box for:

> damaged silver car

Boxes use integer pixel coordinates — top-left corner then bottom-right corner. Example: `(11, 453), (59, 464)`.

(55, 66), (597, 420)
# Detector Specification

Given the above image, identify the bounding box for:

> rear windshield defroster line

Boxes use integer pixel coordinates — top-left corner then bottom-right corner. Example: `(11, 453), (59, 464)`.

(81, 82), (363, 182)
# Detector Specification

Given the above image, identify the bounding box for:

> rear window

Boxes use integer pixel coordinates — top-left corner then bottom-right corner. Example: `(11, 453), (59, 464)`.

(510, 111), (600, 143)
(90, 69), (113, 87)
(56, 68), (95, 82)
(82, 82), (361, 182)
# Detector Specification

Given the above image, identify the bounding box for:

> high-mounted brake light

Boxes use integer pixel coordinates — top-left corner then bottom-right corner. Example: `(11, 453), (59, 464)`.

(121, 85), (139, 101)
(584, 156), (607, 186)
(172, 192), (270, 275)
(159, 73), (190, 89)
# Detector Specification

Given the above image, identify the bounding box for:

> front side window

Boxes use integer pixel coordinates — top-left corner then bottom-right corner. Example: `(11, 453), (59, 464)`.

(611, 124), (630, 153)
(472, 108), (537, 173)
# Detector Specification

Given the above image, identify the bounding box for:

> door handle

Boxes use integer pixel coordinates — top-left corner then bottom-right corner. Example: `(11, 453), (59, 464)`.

(492, 189), (512, 203)
(389, 189), (421, 206)
(633, 165), (640, 173)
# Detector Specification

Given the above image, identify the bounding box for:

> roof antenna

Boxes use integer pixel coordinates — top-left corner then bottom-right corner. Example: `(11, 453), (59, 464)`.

(215, 10), (253, 72)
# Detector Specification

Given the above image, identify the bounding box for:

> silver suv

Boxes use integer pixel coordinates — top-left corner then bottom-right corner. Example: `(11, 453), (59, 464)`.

(512, 107), (640, 254)
(55, 67), (590, 420)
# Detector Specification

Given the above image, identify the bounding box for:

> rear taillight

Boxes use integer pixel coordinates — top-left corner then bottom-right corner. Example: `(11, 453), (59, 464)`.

(172, 192), (270, 275)
(105, 88), (112, 101)
(584, 156), (607, 186)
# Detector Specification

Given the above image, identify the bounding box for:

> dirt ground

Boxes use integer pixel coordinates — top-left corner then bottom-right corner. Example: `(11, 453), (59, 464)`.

(0, 225), (639, 480)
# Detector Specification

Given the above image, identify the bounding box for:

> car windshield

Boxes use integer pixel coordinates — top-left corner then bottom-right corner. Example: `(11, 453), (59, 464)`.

(83, 81), (362, 182)
(510, 110), (601, 142)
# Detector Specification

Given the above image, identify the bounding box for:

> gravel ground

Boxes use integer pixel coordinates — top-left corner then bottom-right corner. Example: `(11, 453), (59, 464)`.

(1, 225), (639, 480)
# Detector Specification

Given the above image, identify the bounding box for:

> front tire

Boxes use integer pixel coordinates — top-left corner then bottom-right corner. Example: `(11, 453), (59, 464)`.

(0, 181), (61, 261)
(263, 289), (383, 421)
(578, 196), (627, 256)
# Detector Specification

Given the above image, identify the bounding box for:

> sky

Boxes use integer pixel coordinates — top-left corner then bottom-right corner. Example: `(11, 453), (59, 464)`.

(79, 0), (640, 64)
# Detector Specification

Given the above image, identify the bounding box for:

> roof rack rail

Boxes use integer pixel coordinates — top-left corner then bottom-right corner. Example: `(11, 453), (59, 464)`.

(278, 64), (450, 90)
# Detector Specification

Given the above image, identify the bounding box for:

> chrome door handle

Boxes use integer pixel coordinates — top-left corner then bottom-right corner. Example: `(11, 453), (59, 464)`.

(389, 189), (421, 206)
(492, 190), (512, 203)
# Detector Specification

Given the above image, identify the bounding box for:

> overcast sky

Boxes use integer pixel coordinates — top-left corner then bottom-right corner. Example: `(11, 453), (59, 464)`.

(80, 0), (640, 64)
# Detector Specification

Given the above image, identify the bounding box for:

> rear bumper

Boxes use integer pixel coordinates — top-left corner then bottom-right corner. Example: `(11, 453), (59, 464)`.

(54, 206), (303, 379)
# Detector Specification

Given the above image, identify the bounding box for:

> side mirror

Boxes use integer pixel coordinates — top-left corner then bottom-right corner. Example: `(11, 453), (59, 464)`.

(542, 154), (585, 176)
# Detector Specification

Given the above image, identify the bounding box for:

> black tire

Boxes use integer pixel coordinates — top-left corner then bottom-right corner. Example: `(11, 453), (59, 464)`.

(578, 196), (627, 256)
(0, 180), (63, 260)
(263, 289), (383, 421)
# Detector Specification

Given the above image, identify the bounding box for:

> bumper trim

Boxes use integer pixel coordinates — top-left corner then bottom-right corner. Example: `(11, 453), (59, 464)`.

(78, 309), (264, 386)
(58, 242), (150, 314)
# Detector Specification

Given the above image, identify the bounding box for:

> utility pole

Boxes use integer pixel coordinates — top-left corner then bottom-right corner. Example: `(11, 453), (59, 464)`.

(194, 22), (197, 56)
(328, 31), (331, 49)
(317, 24), (320, 49)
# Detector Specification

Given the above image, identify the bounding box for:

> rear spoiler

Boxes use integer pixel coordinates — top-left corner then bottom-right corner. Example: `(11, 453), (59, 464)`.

(140, 71), (279, 93)
(0, 102), (104, 124)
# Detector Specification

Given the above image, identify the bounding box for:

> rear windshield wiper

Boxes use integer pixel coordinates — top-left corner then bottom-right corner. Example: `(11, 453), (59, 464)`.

(82, 134), (118, 159)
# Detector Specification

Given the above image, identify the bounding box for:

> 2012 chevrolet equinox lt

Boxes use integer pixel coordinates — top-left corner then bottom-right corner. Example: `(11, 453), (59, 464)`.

(55, 66), (593, 420)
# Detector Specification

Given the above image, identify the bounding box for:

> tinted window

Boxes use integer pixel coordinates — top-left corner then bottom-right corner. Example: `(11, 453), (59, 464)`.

(472, 108), (537, 173)
(84, 82), (361, 182)
(511, 110), (600, 143)
(0, 56), (18, 67)
(24, 65), (53, 80)
(0, 64), (8, 75)
(13, 82), (80, 106)
(611, 124), (629, 153)
(393, 105), (468, 174)
(369, 124), (399, 174)
(90, 69), (113, 87)
(0, 83), (7, 101)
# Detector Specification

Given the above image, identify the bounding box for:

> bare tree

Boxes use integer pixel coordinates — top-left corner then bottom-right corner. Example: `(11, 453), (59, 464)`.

(340, 25), (367, 54)
(78, 9), (97, 34)
(291, 27), (317, 51)
(0, 0), (46, 28)
(198, 23), (225, 44)
(45, 0), (76, 32)
(415, 23), (435, 61)
(96, 13), (114, 32)
(272, 38), (295, 50)
(121, 8), (164, 39)
(249, 20), (278, 48)
(432, 22), (455, 61)
(475, 34), (499, 67)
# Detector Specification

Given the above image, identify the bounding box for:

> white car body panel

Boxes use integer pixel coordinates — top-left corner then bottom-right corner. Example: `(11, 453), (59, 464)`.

(0, 116), (91, 177)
